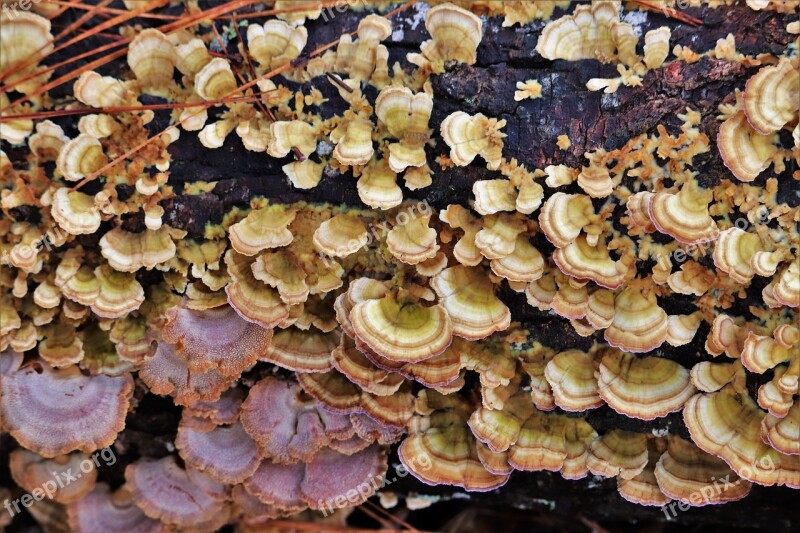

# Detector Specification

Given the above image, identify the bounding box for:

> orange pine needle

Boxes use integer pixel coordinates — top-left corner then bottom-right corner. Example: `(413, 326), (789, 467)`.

(48, 0), (181, 20)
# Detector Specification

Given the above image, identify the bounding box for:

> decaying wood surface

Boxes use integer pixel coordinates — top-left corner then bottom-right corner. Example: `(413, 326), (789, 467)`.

(2, 2), (798, 530)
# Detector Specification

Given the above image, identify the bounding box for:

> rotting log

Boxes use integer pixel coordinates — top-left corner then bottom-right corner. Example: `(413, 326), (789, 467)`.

(1, 1), (798, 530)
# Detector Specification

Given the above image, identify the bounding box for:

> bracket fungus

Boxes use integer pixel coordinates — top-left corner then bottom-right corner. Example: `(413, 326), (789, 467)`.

(1, 0), (798, 526)
(376, 86), (433, 173)
(646, 180), (719, 245)
(441, 111), (507, 171)
(350, 294), (453, 363)
(125, 456), (229, 528)
(604, 285), (669, 353)
(242, 376), (360, 463)
(743, 58), (799, 135)
(408, 3), (482, 73)
(0, 11), (54, 94)
(536, 1), (632, 64)
(127, 29), (176, 89)
(176, 415), (261, 484)
(586, 430), (649, 480)
(595, 350), (696, 420)
(10, 449), (98, 504)
(544, 349), (603, 412)
(56, 134), (108, 182)
(431, 265), (511, 340)
(0, 362), (133, 457)
(684, 386), (800, 487)
(161, 303), (272, 377)
(400, 392), (510, 491)
(247, 20), (308, 71)
(229, 205), (296, 256)
(140, 341), (237, 407)
(67, 483), (163, 533)
(51, 188), (102, 236)
(718, 111), (778, 182)
(261, 326), (338, 373)
(654, 436), (752, 505)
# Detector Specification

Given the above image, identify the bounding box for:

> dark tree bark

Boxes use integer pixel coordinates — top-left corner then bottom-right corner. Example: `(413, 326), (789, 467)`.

(2, 2), (798, 531)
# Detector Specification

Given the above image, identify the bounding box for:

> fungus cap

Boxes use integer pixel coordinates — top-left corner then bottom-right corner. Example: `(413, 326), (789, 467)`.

(140, 341), (237, 407)
(0, 12), (54, 94)
(666, 312), (703, 347)
(604, 287), (668, 353)
(553, 236), (629, 290)
(161, 303), (272, 377)
(375, 86), (433, 172)
(474, 213), (526, 260)
(247, 20), (307, 70)
(743, 59), (800, 135)
(67, 484), (163, 533)
(297, 369), (414, 428)
(421, 3), (483, 65)
(357, 159), (403, 210)
(586, 430), (649, 480)
(194, 57), (237, 101)
(229, 205), (296, 256)
(29, 120), (68, 161)
(431, 266), (511, 340)
(655, 436), (752, 504)
(0, 363), (132, 457)
(268, 120), (317, 158)
(176, 417), (261, 484)
(643, 27), (670, 69)
(241, 376), (351, 463)
(399, 411), (509, 492)
(175, 38), (211, 77)
(596, 350), (696, 420)
(10, 449), (98, 504)
(351, 294), (453, 363)
(472, 179), (516, 215)
(260, 326), (338, 373)
(617, 440), (671, 506)
(127, 29), (176, 88)
(539, 193), (595, 248)
(490, 235), (544, 283)
(73, 71), (134, 108)
(647, 180), (719, 245)
(544, 350), (603, 412)
(56, 134), (108, 182)
(99, 227), (177, 272)
(386, 213), (439, 265)
(535, 1), (624, 63)
(125, 456), (226, 526)
(332, 117), (375, 166)
(684, 387), (800, 487)
(718, 111), (777, 182)
(440, 111), (506, 170)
